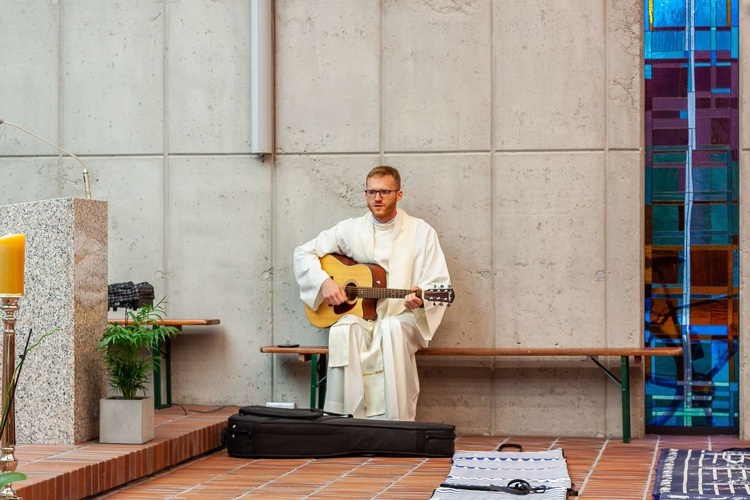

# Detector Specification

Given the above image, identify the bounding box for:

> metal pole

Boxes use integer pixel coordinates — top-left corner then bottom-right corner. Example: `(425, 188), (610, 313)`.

(0, 296), (21, 500)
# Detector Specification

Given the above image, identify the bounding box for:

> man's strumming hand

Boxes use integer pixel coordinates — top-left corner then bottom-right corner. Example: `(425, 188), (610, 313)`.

(321, 278), (348, 306)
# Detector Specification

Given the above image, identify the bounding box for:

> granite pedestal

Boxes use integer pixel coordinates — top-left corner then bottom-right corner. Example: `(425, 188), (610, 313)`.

(0, 198), (107, 444)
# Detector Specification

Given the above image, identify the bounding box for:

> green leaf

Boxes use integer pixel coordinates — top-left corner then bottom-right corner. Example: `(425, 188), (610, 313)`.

(101, 299), (179, 399)
(0, 471), (27, 488)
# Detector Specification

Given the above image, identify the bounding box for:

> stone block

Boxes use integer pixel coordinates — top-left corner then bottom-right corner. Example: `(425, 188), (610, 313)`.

(99, 397), (154, 444)
(0, 197), (108, 444)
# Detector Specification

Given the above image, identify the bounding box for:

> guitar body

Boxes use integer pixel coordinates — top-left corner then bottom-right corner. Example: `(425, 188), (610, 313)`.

(304, 254), (387, 328)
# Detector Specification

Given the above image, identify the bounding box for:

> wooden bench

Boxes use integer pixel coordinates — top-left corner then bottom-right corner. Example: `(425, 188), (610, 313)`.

(260, 345), (683, 443)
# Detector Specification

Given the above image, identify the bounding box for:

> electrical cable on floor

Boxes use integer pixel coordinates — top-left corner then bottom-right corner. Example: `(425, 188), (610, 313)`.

(171, 403), (230, 416)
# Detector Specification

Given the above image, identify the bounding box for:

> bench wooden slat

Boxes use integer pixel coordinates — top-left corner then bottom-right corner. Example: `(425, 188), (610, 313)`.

(261, 346), (329, 355)
(415, 347), (683, 357)
(261, 345), (682, 357)
(109, 319), (221, 327)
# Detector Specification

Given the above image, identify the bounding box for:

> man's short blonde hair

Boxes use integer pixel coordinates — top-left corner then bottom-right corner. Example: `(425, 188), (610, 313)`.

(366, 166), (401, 190)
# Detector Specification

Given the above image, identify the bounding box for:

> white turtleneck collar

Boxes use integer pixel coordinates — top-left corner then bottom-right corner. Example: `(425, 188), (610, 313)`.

(372, 213), (396, 227)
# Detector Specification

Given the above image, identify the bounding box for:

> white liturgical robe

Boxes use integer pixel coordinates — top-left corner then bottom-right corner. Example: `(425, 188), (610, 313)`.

(293, 208), (450, 420)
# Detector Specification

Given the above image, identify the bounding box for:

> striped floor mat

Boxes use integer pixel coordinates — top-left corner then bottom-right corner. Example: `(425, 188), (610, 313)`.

(653, 448), (750, 499)
(431, 448), (574, 499)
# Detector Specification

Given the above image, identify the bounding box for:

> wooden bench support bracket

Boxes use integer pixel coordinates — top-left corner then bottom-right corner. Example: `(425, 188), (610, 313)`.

(589, 355), (632, 443)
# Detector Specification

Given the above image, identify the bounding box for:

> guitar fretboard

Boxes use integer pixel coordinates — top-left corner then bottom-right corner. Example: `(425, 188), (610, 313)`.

(345, 287), (420, 300)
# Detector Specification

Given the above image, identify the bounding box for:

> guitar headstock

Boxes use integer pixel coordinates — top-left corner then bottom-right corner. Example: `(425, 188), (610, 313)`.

(423, 285), (455, 306)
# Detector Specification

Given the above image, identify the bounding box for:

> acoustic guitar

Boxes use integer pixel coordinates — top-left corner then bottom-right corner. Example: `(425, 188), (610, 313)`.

(304, 253), (455, 328)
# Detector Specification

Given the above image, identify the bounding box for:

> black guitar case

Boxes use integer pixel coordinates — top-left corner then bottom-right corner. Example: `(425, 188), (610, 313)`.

(223, 405), (455, 458)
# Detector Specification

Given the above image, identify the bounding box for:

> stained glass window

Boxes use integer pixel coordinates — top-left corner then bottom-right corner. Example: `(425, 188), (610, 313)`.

(644, 0), (739, 431)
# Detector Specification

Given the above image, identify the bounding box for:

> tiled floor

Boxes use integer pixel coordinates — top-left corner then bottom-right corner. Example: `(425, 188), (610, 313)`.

(97, 418), (748, 499)
(9, 406), (748, 499)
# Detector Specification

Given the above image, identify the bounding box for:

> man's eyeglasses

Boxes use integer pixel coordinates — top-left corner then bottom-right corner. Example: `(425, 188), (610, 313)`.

(364, 189), (397, 198)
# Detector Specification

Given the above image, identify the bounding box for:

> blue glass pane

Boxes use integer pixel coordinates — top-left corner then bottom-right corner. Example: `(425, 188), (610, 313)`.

(652, 31), (685, 52)
(694, 1), (711, 26)
(653, 0), (686, 28)
(716, 30), (730, 50)
(694, 30), (711, 51)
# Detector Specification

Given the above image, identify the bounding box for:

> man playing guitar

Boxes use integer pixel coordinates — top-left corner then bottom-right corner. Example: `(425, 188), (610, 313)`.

(293, 166), (451, 421)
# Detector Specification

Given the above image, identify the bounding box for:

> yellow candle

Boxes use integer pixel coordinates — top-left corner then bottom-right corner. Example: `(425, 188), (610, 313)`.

(0, 234), (25, 295)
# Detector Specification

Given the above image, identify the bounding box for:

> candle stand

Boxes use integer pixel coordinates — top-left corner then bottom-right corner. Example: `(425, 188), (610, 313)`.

(0, 296), (21, 500)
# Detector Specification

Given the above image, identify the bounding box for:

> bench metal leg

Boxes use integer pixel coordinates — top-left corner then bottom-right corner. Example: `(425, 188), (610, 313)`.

(589, 355), (631, 443)
(310, 354), (318, 408)
(152, 333), (176, 411)
(309, 354), (328, 409)
(621, 356), (631, 443)
(318, 354), (327, 408)
(165, 336), (172, 408)
(153, 346), (162, 410)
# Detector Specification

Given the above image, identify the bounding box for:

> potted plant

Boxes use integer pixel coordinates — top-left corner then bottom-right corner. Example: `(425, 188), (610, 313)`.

(98, 302), (178, 444)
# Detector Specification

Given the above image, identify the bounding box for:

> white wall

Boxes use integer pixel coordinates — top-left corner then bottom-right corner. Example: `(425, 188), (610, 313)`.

(3, 0), (734, 439)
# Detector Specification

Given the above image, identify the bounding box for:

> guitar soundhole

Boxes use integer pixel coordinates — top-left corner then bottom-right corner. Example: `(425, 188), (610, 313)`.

(333, 281), (358, 316)
(343, 281), (358, 303)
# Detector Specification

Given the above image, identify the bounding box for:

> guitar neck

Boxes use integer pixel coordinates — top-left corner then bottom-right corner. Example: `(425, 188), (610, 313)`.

(347, 287), (419, 300)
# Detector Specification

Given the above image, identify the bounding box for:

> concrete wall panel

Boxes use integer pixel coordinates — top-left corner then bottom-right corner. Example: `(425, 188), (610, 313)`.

(606, 151), (642, 346)
(62, 1), (163, 154)
(275, 0), (380, 153)
(741, 6), (750, 150)
(383, 1), (491, 152)
(0, 158), (62, 204)
(0, 2), (59, 155)
(168, 0), (253, 154)
(495, 0), (605, 150)
(740, 151), (750, 439)
(494, 365), (609, 437)
(494, 153), (606, 346)
(607, 0), (643, 150)
(418, 363), (494, 435)
(740, 0), (750, 441)
(94, 157), (166, 300)
(166, 156), (272, 405)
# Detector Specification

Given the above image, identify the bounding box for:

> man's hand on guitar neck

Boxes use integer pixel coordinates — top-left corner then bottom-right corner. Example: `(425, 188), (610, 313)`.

(404, 286), (423, 311)
(322, 278), (348, 306)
